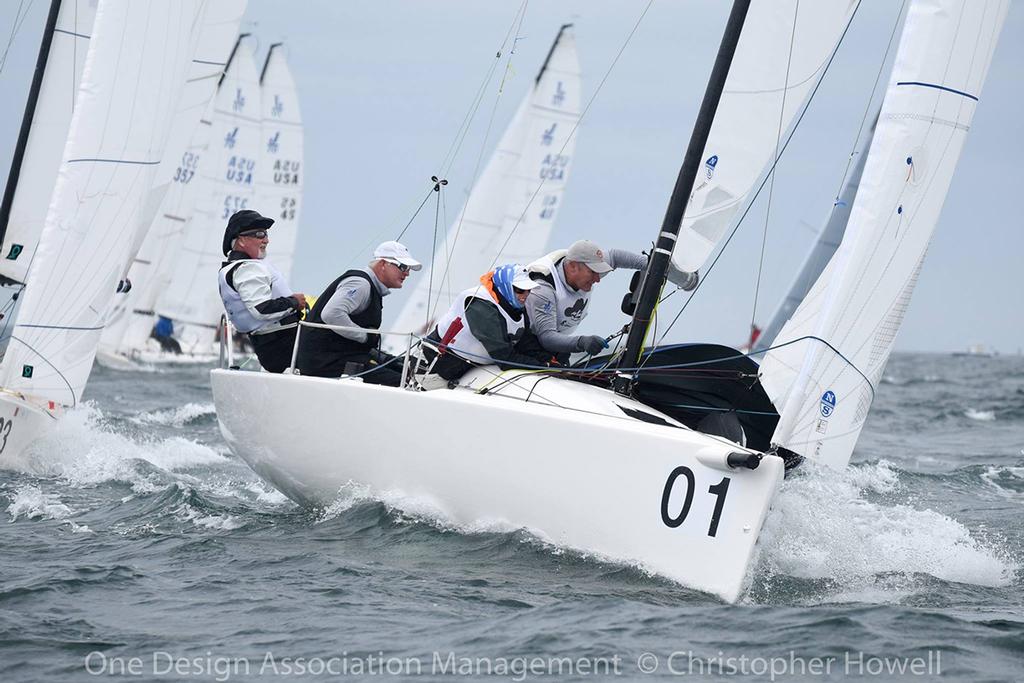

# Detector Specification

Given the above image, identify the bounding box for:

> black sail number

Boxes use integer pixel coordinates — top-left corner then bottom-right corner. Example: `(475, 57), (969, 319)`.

(660, 467), (732, 537)
(0, 417), (11, 453)
(660, 466), (695, 528)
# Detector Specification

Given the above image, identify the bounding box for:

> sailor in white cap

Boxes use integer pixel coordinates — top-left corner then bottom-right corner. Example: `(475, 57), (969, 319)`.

(524, 240), (697, 363)
(296, 241), (421, 384)
(419, 264), (552, 384)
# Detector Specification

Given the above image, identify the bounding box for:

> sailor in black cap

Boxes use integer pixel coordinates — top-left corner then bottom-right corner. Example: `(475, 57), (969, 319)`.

(218, 209), (308, 372)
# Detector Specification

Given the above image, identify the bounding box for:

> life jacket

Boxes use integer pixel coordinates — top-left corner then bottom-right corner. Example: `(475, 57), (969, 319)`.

(433, 273), (524, 365)
(527, 252), (591, 335)
(217, 258), (295, 334)
(297, 269), (382, 377)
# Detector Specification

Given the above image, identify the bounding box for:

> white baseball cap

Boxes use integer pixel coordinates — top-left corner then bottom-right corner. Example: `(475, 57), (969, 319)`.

(373, 241), (422, 270)
(511, 265), (540, 290)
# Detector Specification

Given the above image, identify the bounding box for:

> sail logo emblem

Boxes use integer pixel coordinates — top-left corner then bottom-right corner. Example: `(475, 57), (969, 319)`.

(267, 132), (280, 153)
(272, 95), (283, 117)
(224, 127), (238, 149)
(705, 155), (718, 180)
(233, 88), (245, 112)
(542, 123), (557, 146)
(5, 244), (23, 260)
(552, 81), (566, 106)
(820, 390), (836, 418)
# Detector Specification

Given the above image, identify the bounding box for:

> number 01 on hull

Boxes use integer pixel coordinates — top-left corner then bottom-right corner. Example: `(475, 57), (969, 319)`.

(211, 368), (784, 602)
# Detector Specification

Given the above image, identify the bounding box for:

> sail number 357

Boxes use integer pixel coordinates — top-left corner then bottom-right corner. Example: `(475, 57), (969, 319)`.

(660, 466), (730, 537)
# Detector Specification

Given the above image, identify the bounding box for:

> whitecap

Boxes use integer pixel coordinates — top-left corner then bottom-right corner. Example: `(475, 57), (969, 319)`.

(6, 485), (73, 521)
(964, 408), (996, 422)
(130, 402), (215, 428)
(757, 460), (1016, 596)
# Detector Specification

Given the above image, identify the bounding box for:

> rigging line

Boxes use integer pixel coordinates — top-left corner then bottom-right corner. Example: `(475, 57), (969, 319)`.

(750, 0), (800, 333)
(424, 184), (443, 329)
(394, 185), (436, 241)
(648, 0), (864, 352)
(488, 0), (657, 272)
(425, 5), (530, 313)
(439, 0), (527, 176)
(0, 0), (29, 75)
(831, 0), (905, 204)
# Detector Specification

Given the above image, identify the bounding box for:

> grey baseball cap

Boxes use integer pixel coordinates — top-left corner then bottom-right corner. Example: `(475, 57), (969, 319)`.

(566, 239), (612, 274)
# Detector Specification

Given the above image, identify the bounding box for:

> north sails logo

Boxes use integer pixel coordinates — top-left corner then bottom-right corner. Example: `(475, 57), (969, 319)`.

(820, 390), (836, 418)
(705, 154), (719, 180)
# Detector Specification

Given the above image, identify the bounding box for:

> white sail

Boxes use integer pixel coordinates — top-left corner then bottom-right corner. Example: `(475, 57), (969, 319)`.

(98, 0), (247, 363)
(257, 44), (303, 283)
(759, 0), (1008, 469)
(156, 39), (263, 353)
(0, 0), (97, 285)
(391, 25), (581, 337)
(671, 0), (858, 273)
(0, 0), (207, 406)
(752, 133), (872, 354)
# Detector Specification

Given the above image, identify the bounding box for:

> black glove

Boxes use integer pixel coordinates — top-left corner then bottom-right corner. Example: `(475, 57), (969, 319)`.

(576, 335), (609, 355)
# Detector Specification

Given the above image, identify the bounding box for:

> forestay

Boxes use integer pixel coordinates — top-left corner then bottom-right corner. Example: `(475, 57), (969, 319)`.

(760, 0), (1008, 469)
(390, 25), (580, 337)
(0, 0), (207, 406)
(671, 0), (858, 273)
(99, 0), (247, 361)
(257, 44), (303, 283)
(753, 129), (872, 354)
(157, 39), (263, 351)
(0, 0), (97, 285)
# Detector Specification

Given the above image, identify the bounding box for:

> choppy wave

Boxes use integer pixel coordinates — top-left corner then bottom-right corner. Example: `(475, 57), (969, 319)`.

(129, 402), (216, 427)
(754, 461), (1016, 601)
(965, 408), (997, 422)
(5, 484), (74, 521)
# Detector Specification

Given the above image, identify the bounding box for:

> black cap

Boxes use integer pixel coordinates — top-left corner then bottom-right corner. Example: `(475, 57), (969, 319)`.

(222, 209), (275, 255)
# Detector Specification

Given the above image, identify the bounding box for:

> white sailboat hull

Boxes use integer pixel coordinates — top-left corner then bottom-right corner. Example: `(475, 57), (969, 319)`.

(0, 393), (59, 464)
(211, 368), (784, 601)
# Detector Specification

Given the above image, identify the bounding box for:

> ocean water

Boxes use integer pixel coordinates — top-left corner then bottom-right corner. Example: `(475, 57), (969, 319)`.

(1, 353), (1021, 682)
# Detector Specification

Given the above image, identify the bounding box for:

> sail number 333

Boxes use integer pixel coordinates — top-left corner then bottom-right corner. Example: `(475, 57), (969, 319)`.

(660, 466), (731, 537)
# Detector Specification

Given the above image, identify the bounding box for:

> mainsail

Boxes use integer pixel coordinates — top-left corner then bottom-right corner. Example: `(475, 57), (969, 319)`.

(0, 0), (97, 286)
(98, 1), (247, 362)
(257, 43), (304, 284)
(0, 0), (207, 406)
(157, 38), (263, 353)
(671, 0), (859, 274)
(759, 0), (1008, 469)
(390, 24), (581, 336)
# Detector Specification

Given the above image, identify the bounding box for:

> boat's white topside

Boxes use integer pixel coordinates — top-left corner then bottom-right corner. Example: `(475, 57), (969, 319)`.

(211, 366), (784, 601)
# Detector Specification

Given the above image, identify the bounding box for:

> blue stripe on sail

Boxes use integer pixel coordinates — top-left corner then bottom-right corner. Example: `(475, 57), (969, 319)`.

(66, 158), (160, 165)
(896, 81), (978, 101)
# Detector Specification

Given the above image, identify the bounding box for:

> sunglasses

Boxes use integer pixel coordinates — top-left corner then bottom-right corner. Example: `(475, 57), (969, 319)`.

(386, 259), (412, 273)
(239, 230), (268, 239)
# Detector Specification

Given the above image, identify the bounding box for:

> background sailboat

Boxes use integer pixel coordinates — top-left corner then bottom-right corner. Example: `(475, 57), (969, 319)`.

(0, 0), (212, 458)
(96, 2), (247, 369)
(389, 24), (580, 341)
(156, 37), (263, 360)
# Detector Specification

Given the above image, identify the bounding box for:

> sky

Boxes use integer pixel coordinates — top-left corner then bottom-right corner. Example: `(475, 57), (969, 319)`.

(0, 0), (1021, 354)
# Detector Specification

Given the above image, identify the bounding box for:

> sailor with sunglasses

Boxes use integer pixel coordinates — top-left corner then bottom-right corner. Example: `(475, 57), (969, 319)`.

(296, 241), (421, 385)
(219, 210), (309, 373)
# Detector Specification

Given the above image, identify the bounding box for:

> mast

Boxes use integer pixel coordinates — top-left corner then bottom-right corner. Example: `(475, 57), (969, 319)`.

(220, 33), (250, 88)
(260, 42), (282, 85)
(535, 23), (572, 84)
(616, 0), (751, 386)
(0, 0), (62, 261)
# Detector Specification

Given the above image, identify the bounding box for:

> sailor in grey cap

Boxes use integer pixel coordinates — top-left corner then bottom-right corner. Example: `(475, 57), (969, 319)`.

(297, 241), (422, 384)
(523, 240), (697, 363)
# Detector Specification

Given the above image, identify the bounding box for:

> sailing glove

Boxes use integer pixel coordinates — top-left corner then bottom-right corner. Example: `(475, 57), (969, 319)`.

(576, 335), (609, 355)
